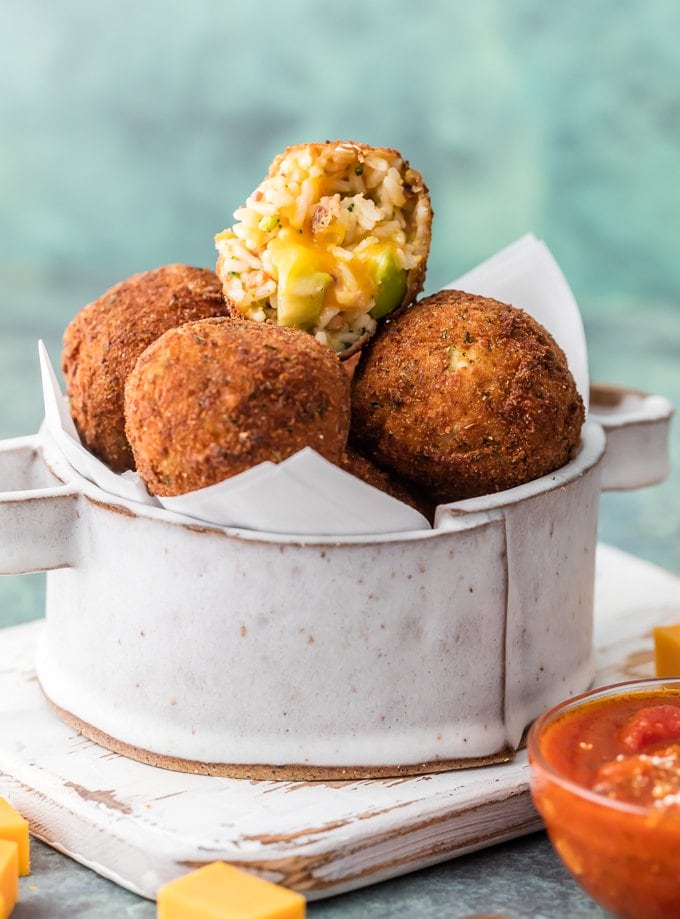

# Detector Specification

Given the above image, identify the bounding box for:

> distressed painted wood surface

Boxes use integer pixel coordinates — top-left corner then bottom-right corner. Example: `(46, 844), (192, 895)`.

(1, 544), (679, 902)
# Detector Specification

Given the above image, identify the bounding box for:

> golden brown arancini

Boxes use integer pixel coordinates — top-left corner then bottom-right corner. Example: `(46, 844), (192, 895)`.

(350, 289), (586, 503)
(215, 141), (432, 358)
(125, 318), (351, 497)
(62, 264), (230, 472)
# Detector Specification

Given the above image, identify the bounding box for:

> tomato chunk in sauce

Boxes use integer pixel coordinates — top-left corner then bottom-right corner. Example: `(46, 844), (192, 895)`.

(620, 703), (680, 753)
(540, 691), (680, 805)
(588, 703), (680, 808)
(593, 743), (680, 805)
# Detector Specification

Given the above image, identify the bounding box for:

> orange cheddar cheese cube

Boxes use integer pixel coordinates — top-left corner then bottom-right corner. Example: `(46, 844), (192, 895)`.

(654, 623), (680, 678)
(157, 862), (305, 919)
(0, 838), (18, 918)
(0, 801), (28, 877)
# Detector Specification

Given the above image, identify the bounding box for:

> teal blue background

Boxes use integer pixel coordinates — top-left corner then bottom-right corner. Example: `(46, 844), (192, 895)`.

(2, 0), (678, 599)
(0, 3), (678, 913)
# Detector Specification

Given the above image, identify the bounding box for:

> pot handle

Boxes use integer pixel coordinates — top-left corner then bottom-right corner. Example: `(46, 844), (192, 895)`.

(0, 435), (79, 574)
(589, 383), (674, 492)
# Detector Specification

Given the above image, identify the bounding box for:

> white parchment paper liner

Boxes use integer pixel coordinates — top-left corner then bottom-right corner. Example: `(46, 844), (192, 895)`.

(39, 234), (589, 536)
(39, 342), (160, 507)
(159, 448), (430, 534)
(39, 343), (429, 535)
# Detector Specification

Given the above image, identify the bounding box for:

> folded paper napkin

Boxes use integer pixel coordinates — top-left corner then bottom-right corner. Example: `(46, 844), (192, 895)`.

(39, 234), (589, 536)
(39, 344), (430, 535)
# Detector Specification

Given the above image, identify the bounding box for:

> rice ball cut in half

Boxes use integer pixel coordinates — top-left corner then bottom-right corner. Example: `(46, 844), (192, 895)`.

(125, 318), (351, 497)
(351, 289), (586, 504)
(215, 141), (432, 358)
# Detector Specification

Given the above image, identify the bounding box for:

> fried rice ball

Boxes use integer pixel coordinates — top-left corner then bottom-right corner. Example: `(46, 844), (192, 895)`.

(351, 289), (586, 503)
(62, 264), (230, 472)
(215, 141), (432, 358)
(125, 318), (351, 497)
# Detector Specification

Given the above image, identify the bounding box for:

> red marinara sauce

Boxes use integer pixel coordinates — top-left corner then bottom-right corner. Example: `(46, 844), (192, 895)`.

(529, 682), (680, 919)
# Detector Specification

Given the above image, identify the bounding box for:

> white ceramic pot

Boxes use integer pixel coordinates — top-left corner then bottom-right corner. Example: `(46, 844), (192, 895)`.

(0, 385), (672, 779)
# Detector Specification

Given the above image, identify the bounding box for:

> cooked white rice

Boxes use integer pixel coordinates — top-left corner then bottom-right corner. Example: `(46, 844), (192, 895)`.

(215, 142), (430, 355)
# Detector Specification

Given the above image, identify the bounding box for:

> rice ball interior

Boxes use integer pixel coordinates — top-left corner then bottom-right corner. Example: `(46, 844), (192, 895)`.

(215, 142), (432, 357)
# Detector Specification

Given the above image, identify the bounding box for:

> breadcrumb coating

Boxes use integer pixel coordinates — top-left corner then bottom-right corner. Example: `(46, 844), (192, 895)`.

(62, 264), (229, 471)
(351, 289), (585, 503)
(125, 318), (351, 496)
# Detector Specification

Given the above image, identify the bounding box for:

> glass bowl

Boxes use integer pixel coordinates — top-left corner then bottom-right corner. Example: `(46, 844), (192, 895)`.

(528, 678), (680, 919)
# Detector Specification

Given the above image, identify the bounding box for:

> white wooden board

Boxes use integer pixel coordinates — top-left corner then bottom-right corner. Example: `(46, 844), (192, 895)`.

(1, 544), (679, 902)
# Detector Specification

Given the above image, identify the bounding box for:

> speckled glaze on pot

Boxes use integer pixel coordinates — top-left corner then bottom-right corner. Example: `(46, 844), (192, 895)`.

(0, 385), (671, 778)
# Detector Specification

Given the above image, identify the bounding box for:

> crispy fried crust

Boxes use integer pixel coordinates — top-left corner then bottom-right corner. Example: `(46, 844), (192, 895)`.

(125, 318), (351, 496)
(62, 264), (229, 472)
(351, 290), (586, 503)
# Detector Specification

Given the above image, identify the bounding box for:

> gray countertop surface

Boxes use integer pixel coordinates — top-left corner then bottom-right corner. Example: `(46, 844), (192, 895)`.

(15, 833), (609, 919)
